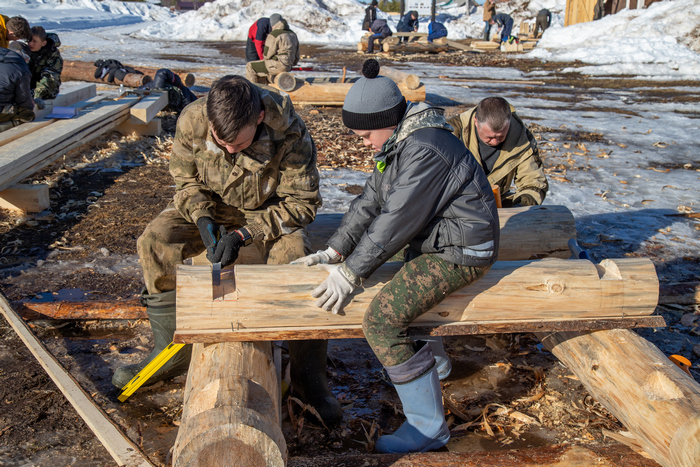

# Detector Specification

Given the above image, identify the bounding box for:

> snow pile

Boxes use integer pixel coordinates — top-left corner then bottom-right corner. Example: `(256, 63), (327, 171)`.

(0, 0), (175, 30)
(136, 0), (567, 42)
(528, 0), (700, 79)
(136, 0), (375, 43)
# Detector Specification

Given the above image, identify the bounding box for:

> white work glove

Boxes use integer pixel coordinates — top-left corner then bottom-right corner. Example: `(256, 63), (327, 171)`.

(290, 247), (342, 267)
(312, 263), (361, 314)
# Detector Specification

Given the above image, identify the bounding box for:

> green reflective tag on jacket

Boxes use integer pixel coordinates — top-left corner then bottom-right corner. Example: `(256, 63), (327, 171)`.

(377, 160), (386, 173)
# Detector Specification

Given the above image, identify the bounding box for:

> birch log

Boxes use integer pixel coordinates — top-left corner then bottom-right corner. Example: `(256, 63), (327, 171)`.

(538, 329), (700, 467)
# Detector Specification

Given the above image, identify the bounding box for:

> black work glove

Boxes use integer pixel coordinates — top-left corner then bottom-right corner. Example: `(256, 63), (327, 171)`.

(197, 216), (222, 260)
(514, 194), (537, 207)
(210, 229), (245, 267)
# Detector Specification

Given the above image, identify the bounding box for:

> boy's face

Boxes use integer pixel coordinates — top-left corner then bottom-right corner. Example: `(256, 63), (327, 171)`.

(210, 111), (265, 154)
(352, 127), (396, 152)
(29, 35), (46, 52)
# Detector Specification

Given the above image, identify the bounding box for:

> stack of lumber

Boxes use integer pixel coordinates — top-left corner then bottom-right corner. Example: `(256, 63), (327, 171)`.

(502, 41), (525, 52)
(0, 84), (168, 212)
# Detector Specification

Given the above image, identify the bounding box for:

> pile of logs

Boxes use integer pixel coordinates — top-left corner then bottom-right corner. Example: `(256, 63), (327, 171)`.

(62, 60), (195, 88)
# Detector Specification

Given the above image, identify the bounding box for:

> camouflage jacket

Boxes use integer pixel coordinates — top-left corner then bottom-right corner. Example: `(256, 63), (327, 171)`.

(447, 106), (548, 206)
(170, 85), (321, 241)
(29, 33), (62, 100)
(263, 20), (299, 69)
(328, 102), (499, 279)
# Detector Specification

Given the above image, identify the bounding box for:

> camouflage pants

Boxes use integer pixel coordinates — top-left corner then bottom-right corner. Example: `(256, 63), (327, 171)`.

(245, 59), (289, 84)
(363, 253), (489, 367)
(34, 73), (61, 100)
(137, 202), (309, 294)
(0, 104), (35, 132)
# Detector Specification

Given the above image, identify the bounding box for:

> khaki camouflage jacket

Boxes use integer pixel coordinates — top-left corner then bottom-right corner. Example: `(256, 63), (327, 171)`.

(447, 106), (548, 205)
(263, 20), (299, 70)
(170, 85), (321, 241)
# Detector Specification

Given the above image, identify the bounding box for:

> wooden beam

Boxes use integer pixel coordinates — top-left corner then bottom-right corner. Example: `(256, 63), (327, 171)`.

(446, 39), (472, 51)
(15, 299), (145, 320)
(174, 257), (659, 342)
(50, 83), (97, 107)
(130, 92), (168, 125)
(0, 292), (154, 467)
(174, 316), (665, 343)
(382, 42), (449, 54)
(116, 118), (162, 137)
(289, 443), (662, 467)
(538, 328), (700, 467)
(0, 97), (139, 192)
(471, 41), (501, 49)
(0, 183), (50, 213)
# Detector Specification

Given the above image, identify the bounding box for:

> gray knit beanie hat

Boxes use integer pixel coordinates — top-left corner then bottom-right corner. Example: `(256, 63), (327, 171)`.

(270, 13), (283, 26)
(342, 59), (407, 130)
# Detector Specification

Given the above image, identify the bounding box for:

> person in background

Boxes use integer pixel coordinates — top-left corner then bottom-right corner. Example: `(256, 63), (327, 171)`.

(0, 41), (34, 132)
(245, 14), (299, 85)
(534, 8), (551, 38)
(292, 59), (499, 453)
(1, 16), (31, 49)
(482, 0), (496, 41)
(366, 18), (392, 54)
(489, 12), (514, 44)
(139, 68), (197, 115)
(28, 26), (62, 100)
(447, 97), (548, 207)
(427, 21), (447, 43)
(246, 17), (272, 63)
(362, 0), (379, 31)
(396, 10), (419, 43)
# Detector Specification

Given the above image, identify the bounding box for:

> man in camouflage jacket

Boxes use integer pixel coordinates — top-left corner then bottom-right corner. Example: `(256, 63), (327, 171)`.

(113, 76), (343, 427)
(447, 97), (548, 207)
(28, 26), (62, 100)
(245, 13), (299, 85)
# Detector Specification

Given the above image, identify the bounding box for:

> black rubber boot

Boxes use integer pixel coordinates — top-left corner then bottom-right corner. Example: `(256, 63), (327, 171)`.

(289, 339), (343, 427)
(112, 290), (192, 389)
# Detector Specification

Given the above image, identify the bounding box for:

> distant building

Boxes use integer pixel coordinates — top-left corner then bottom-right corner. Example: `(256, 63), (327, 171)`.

(565, 0), (661, 26)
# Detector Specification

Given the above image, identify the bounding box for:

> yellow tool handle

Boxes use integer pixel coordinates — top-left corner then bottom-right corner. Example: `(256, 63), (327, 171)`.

(117, 342), (185, 402)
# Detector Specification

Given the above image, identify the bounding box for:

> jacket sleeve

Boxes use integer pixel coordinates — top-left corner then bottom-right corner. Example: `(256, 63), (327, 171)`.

(244, 118), (321, 241)
(170, 111), (217, 224)
(447, 114), (463, 139)
(254, 38), (265, 60)
(345, 144), (460, 279)
(512, 129), (548, 205)
(326, 174), (381, 258)
(16, 70), (35, 111)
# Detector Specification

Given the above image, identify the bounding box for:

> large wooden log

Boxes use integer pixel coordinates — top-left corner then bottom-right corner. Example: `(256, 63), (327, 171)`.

(271, 80), (425, 105)
(63, 60), (195, 87)
(380, 66), (421, 90)
(382, 42), (449, 54)
(174, 257), (659, 342)
(172, 341), (285, 467)
(62, 61), (151, 87)
(538, 329), (700, 467)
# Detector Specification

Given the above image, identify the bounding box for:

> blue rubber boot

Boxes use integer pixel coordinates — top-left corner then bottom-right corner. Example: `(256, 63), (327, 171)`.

(376, 347), (450, 453)
(414, 336), (452, 380)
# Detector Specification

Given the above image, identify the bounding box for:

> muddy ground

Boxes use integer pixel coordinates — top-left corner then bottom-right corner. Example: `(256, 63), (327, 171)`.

(1, 45), (699, 466)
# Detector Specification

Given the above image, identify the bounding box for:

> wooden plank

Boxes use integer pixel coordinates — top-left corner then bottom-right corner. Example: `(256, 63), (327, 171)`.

(116, 117), (162, 137)
(0, 119), (56, 148)
(50, 83), (97, 107)
(471, 41), (501, 49)
(0, 183), (50, 213)
(130, 92), (168, 125)
(446, 39), (472, 51)
(174, 316), (665, 343)
(0, 97), (138, 192)
(0, 292), (154, 467)
(175, 257), (659, 341)
(538, 328), (700, 467)
(288, 444), (662, 467)
(15, 299), (145, 320)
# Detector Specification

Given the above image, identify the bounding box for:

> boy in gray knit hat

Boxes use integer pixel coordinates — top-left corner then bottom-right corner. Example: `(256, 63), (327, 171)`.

(292, 59), (500, 454)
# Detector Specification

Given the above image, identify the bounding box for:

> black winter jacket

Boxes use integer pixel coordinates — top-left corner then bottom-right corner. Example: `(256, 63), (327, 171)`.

(370, 19), (392, 38)
(328, 103), (500, 279)
(0, 48), (33, 110)
(397, 11), (419, 32)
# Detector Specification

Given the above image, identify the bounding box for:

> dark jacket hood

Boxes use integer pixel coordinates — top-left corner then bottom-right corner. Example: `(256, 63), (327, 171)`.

(0, 48), (27, 65)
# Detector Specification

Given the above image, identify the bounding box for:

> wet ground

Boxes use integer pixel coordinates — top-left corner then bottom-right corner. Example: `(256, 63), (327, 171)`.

(1, 44), (699, 466)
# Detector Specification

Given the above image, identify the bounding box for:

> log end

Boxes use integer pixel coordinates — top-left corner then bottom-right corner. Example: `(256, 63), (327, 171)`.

(405, 74), (421, 90)
(184, 73), (196, 88)
(175, 435), (285, 467)
(274, 72), (297, 92)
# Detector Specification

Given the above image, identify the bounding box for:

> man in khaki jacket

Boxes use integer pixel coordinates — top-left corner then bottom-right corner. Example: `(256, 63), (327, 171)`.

(483, 0), (496, 41)
(112, 75), (344, 427)
(246, 13), (299, 85)
(447, 97), (548, 207)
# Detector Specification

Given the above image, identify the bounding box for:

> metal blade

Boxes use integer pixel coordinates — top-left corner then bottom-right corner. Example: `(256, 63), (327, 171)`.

(212, 262), (221, 287)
